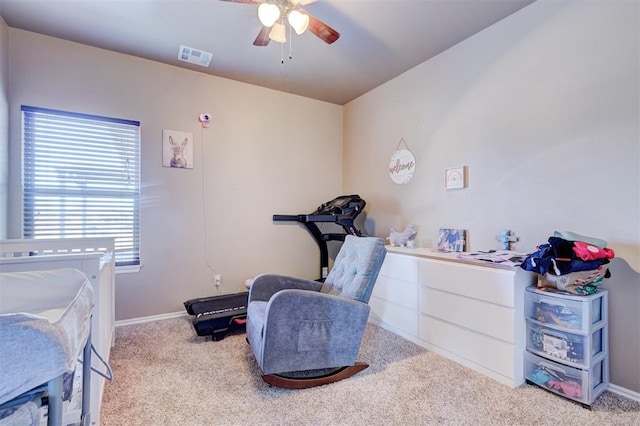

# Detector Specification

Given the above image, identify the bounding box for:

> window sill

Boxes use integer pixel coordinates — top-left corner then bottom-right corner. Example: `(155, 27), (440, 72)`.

(116, 264), (141, 274)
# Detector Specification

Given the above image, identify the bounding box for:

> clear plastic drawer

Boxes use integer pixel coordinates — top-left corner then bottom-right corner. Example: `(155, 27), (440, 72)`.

(526, 320), (606, 368)
(524, 351), (608, 405)
(524, 287), (606, 334)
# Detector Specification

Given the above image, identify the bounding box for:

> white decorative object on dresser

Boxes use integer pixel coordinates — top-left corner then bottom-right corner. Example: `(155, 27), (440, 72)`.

(369, 246), (536, 388)
(0, 238), (115, 426)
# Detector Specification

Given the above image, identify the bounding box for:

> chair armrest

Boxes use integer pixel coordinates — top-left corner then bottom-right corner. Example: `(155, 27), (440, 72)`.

(258, 289), (371, 374)
(249, 274), (323, 303)
(267, 289), (370, 319)
(263, 289), (371, 346)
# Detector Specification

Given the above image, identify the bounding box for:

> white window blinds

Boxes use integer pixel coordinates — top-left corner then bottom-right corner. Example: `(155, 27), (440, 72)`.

(22, 106), (141, 267)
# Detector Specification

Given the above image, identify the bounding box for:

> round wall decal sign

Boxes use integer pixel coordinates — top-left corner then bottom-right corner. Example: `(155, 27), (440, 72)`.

(389, 149), (416, 184)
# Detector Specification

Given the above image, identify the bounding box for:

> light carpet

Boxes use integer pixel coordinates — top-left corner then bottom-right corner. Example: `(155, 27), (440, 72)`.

(101, 317), (639, 425)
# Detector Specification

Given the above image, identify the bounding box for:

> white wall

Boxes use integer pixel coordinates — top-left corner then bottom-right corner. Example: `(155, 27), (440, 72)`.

(344, 0), (639, 393)
(6, 29), (343, 320)
(0, 16), (8, 238)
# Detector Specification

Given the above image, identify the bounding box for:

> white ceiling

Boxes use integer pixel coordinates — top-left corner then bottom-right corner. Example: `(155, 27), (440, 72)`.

(0, 0), (535, 105)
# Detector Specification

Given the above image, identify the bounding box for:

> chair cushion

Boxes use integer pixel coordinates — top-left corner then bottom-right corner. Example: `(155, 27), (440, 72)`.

(323, 235), (386, 303)
(248, 301), (268, 336)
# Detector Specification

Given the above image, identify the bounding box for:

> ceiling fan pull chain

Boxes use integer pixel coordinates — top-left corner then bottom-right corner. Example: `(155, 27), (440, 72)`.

(281, 40), (284, 64)
(289, 24), (293, 60)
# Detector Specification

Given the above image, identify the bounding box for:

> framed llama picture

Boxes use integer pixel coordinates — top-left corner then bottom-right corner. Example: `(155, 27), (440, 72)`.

(437, 228), (467, 252)
(162, 129), (193, 169)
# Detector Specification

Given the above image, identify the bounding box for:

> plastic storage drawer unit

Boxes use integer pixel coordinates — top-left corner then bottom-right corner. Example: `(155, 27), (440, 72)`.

(524, 288), (605, 334)
(526, 320), (606, 368)
(524, 351), (608, 406)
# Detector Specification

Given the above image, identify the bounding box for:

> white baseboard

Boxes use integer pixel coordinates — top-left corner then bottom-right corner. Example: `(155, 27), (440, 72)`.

(115, 311), (187, 327)
(609, 384), (640, 402)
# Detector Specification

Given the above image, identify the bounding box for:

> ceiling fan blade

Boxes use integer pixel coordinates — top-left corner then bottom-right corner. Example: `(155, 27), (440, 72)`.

(300, 9), (340, 44)
(253, 26), (271, 46)
(291, 0), (317, 5)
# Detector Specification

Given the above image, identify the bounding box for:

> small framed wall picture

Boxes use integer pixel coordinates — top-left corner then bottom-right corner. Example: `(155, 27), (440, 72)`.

(163, 129), (193, 169)
(444, 166), (466, 190)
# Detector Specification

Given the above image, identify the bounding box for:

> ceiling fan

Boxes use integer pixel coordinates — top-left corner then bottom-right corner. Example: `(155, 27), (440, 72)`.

(221, 0), (340, 47)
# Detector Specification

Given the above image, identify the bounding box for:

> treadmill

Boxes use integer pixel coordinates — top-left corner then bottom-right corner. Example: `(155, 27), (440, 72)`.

(273, 194), (366, 280)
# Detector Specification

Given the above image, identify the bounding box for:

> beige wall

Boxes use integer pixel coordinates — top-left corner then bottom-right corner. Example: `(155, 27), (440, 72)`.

(6, 29), (343, 320)
(344, 0), (639, 393)
(0, 16), (8, 238)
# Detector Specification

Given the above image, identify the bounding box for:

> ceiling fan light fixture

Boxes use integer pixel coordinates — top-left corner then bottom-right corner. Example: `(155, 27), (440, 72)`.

(258, 3), (280, 27)
(288, 10), (309, 35)
(268, 22), (287, 43)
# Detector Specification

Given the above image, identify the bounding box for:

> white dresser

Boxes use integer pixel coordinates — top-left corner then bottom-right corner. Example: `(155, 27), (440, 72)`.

(369, 247), (535, 388)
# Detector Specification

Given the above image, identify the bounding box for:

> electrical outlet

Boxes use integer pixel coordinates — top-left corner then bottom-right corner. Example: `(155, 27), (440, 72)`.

(214, 274), (221, 286)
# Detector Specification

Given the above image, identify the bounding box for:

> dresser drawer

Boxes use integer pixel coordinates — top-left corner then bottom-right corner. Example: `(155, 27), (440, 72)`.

(524, 287), (606, 334)
(369, 295), (418, 337)
(372, 275), (419, 310)
(419, 314), (515, 380)
(379, 253), (419, 283)
(524, 351), (608, 405)
(526, 320), (606, 368)
(419, 259), (518, 307)
(420, 287), (516, 343)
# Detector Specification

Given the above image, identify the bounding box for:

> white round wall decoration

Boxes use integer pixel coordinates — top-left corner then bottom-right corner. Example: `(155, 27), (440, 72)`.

(389, 148), (416, 184)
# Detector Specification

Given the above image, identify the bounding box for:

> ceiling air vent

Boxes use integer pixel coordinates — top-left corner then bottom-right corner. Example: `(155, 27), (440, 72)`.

(178, 45), (213, 67)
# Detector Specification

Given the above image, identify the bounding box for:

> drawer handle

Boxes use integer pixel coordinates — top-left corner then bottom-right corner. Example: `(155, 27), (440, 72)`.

(537, 360), (567, 378)
(539, 298), (566, 308)
(541, 329), (568, 340)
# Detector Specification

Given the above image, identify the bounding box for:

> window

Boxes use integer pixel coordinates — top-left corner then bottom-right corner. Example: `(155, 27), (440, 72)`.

(22, 105), (141, 267)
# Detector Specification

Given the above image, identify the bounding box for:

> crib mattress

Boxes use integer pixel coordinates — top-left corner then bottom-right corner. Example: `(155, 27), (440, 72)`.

(0, 268), (94, 405)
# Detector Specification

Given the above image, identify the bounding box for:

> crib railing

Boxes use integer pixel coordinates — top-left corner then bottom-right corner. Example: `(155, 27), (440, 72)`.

(0, 237), (114, 258)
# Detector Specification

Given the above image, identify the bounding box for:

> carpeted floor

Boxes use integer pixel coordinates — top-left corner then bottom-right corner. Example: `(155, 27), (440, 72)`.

(101, 317), (640, 425)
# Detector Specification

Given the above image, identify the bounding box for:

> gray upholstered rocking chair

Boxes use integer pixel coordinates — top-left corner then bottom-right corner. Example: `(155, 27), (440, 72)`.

(246, 235), (387, 389)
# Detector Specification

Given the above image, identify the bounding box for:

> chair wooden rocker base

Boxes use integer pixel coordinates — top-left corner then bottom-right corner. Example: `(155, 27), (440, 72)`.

(262, 362), (369, 389)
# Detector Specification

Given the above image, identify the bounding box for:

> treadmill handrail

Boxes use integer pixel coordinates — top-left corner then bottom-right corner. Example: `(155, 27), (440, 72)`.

(273, 214), (356, 223)
(272, 195), (365, 280)
(273, 214), (302, 222)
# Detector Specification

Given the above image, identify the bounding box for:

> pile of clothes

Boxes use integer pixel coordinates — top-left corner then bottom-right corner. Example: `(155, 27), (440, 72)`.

(521, 231), (614, 295)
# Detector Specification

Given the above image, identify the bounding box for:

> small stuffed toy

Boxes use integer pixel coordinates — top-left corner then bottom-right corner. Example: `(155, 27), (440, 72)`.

(388, 224), (417, 247)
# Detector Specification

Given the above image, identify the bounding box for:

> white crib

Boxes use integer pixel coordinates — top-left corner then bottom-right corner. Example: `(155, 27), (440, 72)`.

(0, 268), (94, 426)
(0, 238), (116, 426)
